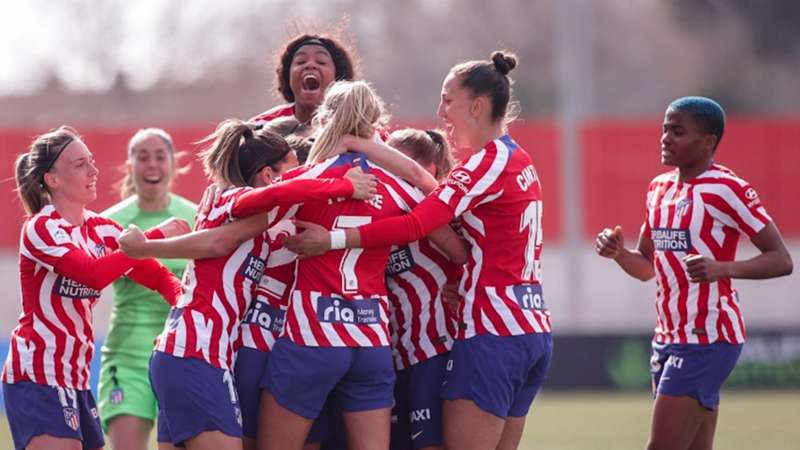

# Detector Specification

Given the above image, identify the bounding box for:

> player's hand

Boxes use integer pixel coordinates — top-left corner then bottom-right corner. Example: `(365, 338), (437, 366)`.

(284, 220), (333, 259)
(441, 282), (460, 315)
(595, 225), (624, 259)
(197, 183), (228, 224)
(683, 254), (730, 283)
(333, 135), (358, 155)
(118, 225), (149, 258)
(345, 167), (377, 200)
(152, 218), (191, 238)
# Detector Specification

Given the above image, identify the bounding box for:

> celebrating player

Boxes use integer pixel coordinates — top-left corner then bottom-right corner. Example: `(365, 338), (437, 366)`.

(119, 121), (375, 450)
(98, 128), (197, 450)
(594, 97), (793, 450)
(251, 32), (357, 126)
(383, 128), (458, 450)
(286, 51), (552, 450)
(3, 126), (184, 450)
(258, 80), (465, 450)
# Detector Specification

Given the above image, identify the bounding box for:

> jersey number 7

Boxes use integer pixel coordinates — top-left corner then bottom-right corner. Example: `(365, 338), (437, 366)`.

(334, 215), (372, 293)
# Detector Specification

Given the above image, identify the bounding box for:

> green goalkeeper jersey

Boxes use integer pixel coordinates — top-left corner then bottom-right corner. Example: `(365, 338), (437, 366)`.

(100, 194), (196, 364)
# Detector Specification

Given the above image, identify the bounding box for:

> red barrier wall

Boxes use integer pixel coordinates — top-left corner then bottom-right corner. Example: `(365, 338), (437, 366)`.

(582, 119), (800, 242)
(0, 119), (796, 250)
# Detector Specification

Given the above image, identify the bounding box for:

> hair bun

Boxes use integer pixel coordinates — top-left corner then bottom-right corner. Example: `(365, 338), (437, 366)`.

(491, 51), (517, 75)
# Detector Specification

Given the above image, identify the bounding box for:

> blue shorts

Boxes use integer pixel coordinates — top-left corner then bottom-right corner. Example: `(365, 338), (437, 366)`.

(391, 353), (448, 450)
(3, 381), (104, 450)
(651, 341), (742, 410)
(234, 347), (270, 440)
(150, 351), (242, 445)
(442, 333), (552, 419)
(262, 338), (395, 420)
(234, 347), (330, 443)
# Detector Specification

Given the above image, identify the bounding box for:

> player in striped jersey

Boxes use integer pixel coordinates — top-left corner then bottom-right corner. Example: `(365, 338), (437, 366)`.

(383, 129), (461, 450)
(257, 81), (465, 450)
(595, 97), (793, 450)
(117, 121), (376, 450)
(287, 52), (552, 450)
(251, 33), (357, 126)
(3, 126), (185, 450)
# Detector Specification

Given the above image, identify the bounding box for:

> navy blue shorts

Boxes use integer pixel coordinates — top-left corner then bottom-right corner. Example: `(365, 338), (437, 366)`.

(3, 381), (104, 450)
(651, 341), (742, 410)
(234, 347), (270, 440)
(234, 347), (331, 443)
(442, 333), (552, 419)
(262, 338), (395, 420)
(150, 351), (242, 445)
(391, 353), (448, 450)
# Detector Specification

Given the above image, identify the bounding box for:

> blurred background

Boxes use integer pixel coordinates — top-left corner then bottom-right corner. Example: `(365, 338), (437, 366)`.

(0, 0), (798, 448)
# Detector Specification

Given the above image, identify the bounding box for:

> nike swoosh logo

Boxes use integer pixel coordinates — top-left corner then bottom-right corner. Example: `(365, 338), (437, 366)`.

(661, 376), (670, 381)
(412, 430), (423, 440)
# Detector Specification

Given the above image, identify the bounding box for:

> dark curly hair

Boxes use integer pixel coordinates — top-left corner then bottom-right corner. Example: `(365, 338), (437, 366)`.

(275, 34), (358, 103)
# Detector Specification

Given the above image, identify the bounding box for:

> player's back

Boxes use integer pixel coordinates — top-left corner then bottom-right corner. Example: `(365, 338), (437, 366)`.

(281, 152), (420, 347)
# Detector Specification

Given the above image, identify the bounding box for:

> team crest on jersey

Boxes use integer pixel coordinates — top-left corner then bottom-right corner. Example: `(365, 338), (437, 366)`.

(242, 300), (286, 333)
(676, 198), (692, 217)
(651, 228), (693, 252)
(239, 254), (266, 283)
(63, 407), (80, 431)
(54, 276), (101, 299)
(385, 246), (415, 276)
(93, 242), (108, 257)
(512, 284), (546, 311)
(317, 296), (380, 324)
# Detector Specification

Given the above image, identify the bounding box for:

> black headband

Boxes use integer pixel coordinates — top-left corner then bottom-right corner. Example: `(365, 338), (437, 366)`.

(293, 38), (331, 58)
(39, 136), (74, 182)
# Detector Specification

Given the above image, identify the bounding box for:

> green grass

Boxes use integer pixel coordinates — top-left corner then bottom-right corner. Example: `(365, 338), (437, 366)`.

(1, 390), (797, 449)
(520, 390), (800, 450)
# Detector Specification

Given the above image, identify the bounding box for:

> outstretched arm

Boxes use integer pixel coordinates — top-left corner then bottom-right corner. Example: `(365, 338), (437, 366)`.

(286, 197), (454, 258)
(119, 214), (269, 260)
(231, 169), (377, 219)
(342, 135), (438, 194)
(52, 226), (180, 291)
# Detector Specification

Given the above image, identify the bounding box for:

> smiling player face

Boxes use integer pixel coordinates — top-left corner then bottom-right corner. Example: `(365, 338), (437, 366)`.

(46, 139), (99, 206)
(437, 72), (476, 151)
(130, 135), (173, 200)
(289, 44), (336, 112)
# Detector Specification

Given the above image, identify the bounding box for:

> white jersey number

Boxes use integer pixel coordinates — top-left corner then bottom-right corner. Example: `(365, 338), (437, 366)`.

(334, 215), (372, 293)
(519, 200), (543, 280)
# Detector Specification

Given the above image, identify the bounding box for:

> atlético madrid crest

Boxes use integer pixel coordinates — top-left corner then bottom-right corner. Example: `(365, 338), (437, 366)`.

(110, 387), (124, 405)
(63, 407), (80, 431)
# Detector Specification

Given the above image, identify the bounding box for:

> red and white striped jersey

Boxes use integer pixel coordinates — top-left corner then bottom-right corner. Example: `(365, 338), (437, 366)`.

(644, 164), (772, 345)
(236, 220), (296, 352)
(434, 135), (551, 339)
(155, 188), (272, 369)
(282, 153), (420, 347)
(3, 206), (124, 390)
(251, 103), (295, 125)
(157, 177), (354, 367)
(386, 238), (458, 370)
